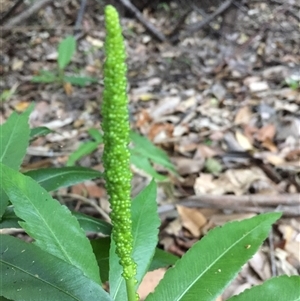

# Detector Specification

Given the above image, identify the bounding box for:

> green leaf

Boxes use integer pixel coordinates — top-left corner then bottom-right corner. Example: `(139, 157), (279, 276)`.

(0, 206), (20, 229)
(204, 158), (222, 174)
(91, 235), (178, 285)
(227, 275), (300, 301)
(1, 207), (112, 236)
(145, 212), (281, 301)
(0, 105), (32, 171)
(73, 211), (112, 235)
(0, 86), (16, 102)
(58, 36), (76, 70)
(64, 75), (98, 86)
(67, 142), (99, 166)
(0, 105), (32, 218)
(130, 131), (177, 175)
(0, 235), (112, 301)
(131, 181), (160, 282)
(30, 126), (53, 138)
(67, 129), (102, 166)
(109, 180), (160, 301)
(0, 163), (100, 284)
(149, 248), (179, 271)
(32, 70), (58, 83)
(91, 237), (111, 283)
(88, 128), (103, 142)
(25, 166), (102, 192)
(130, 152), (167, 181)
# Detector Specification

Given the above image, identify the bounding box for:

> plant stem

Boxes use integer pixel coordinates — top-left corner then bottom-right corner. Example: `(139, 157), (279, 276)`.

(58, 68), (64, 83)
(126, 276), (137, 301)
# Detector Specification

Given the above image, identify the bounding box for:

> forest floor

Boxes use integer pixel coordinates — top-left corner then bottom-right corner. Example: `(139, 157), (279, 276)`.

(1, 0), (300, 299)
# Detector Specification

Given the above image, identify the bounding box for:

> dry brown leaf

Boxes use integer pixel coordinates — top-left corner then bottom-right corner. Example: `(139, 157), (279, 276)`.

(138, 268), (166, 300)
(176, 205), (207, 237)
(285, 149), (300, 161)
(275, 248), (299, 276)
(173, 124), (189, 137)
(84, 181), (105, 198)
(194, 144), (218, 159)
(230, 283), (253, 298)
(194, 167), (272, 196)
(174, 157), (205, 175)
(159, 236), (175, 252)
(256, 124), (276, 142)
(176, 96), (197, 112)
(71, 183), (86, 196)
(262, 138), (278, 153)
(225, 168), (272, 194)
(212, 82), (227, 100)
(175, 142), (198, 154)
(235, 131), (253, 151)
(265, 154), (285, 165)
(149, 96), (180, 119)
(63, 82), (73, 96)
(148, 123), (174, 143)
(135, 109), (151, 128)
(14, 101), (30, 112)
(43, 117), (74, 130)
(86, 35), (104, 48)
(165, 218), (182, 236)
(194, 173), (222, 195)
(278, 221), (300, 262)
(11, 58), (24, 71)
(234, 106), (252, 125)
(249, 251), (271, 280)
(285, 241), (300, 262)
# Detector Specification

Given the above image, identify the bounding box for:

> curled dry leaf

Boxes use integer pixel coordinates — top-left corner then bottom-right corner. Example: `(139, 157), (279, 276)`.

(176, 205), (207, 237)
(148, 123), (174, 143)
(275, 248), (299, 276)
(194, 167), (274, 196)
(234, 106), (252, 125)
(256, 124), (276, 142)
(262, 138), (278, 153)
(249, 250), (272, 280)
(235, 131), (253, 151)
(174, 157), (205, 175)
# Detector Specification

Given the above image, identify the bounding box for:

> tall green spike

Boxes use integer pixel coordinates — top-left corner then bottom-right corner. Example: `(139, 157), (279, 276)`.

(102, 5), (136, 284)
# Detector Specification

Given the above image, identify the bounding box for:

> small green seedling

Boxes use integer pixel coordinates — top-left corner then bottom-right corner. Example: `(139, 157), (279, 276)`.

(32, 35), (98, 87)
(285, 76), (300, 90)
(0, 83), (18, 102)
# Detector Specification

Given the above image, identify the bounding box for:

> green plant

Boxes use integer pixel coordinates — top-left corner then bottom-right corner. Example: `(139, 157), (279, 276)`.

(1, 5), (299, 301)
(285, 76), (300, 90)
(67, 128), (176, 181)
(0, 83), (18, 102)
(32, 35), (98, 87)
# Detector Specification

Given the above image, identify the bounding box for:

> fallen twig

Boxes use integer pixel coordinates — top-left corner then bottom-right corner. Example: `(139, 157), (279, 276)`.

(0, 0), (24, 25)
(58, 193), (111, 222)
(268, 229), (277, 277)
(177, 194), (300, 217)
(179, 194), (300, 207)
(74, 0), (87, 36)
(2, 0), (62, 30)
(117, 0), (167, 42)
(187, 0), (233, 33)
